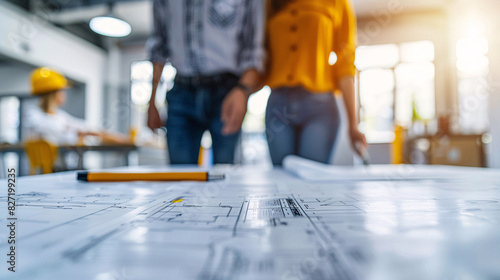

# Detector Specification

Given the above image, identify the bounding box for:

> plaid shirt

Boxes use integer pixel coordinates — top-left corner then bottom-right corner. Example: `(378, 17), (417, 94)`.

(147, 0), (265, 76)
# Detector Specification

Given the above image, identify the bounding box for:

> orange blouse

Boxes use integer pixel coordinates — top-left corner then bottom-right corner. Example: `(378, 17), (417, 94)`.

(265, 0), (357, 93)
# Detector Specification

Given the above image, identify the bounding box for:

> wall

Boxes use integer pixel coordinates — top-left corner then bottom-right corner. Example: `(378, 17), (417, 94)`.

(356, 4), (500, 168)
(0, 63), (33, 95)
(97, 40), (149, 135)
(485, 0), (500, 168)
(354, 10), (455, 164)
(0, 1), (106, 127)
(117, 41), (149, 132)
(117, 41), (148, 132)
(357, 10), (455, 124)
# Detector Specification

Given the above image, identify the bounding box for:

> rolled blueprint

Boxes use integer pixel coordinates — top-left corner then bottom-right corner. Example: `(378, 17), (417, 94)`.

(281, 155), (496, 182)
(282, 155), (332, 180)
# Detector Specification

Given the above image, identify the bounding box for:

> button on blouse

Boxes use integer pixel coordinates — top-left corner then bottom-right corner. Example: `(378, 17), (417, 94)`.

(265, 0), (357, 93)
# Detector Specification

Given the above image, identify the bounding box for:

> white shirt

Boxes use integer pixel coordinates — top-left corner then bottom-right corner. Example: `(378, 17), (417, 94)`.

(23, 105), (93, 145)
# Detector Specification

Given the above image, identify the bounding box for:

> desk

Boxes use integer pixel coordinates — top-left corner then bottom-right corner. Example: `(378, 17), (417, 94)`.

(1, 165), (500, 279)
(0, 144), (138, 174)
(406, 134), (487, 167)
(58, 144), (138, 169)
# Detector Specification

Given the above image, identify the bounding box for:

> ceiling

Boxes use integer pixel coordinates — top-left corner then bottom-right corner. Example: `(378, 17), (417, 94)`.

(5, 0), (452, 50)
(353, 0), (451, 16)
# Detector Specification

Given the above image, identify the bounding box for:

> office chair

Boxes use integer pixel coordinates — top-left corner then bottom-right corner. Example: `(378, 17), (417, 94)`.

(25, 139), (58, 175)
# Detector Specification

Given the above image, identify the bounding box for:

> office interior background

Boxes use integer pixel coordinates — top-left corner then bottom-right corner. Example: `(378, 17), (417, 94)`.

(1, 0), (500, 176)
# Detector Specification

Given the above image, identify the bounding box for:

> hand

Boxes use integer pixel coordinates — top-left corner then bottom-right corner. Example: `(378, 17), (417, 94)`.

(349, 127), (367, 157)
(147, 104), (162, 131)
(78, 131), (101, 138)
(100, 132), (133, 145)
(221, 87), (249, 135)
(77, 131), (101, 146)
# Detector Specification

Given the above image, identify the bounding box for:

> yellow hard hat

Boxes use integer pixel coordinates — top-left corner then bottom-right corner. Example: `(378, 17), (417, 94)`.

(30, 67), (68, 95)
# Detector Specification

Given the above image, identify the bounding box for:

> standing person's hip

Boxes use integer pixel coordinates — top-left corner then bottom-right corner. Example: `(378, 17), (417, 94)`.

(173, 72), (239, 90)
(267, 86), (339, 122)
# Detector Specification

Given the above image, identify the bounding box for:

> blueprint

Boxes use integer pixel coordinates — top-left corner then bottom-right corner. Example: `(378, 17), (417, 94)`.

(1, 165), (500, 280)
(283, 155), (500, 182)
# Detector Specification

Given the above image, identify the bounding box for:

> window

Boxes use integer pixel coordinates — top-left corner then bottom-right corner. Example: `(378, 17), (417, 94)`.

(241, 86), (271, 165)
(0, 96), (21, 175)
(356, 41), (436, 143)
(130, 61), (176, 107)
(0, 96), (20, 144)
(456, 36), (489, 134)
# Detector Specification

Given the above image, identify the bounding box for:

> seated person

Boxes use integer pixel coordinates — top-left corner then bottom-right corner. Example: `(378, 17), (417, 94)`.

(24, 67), (131, 146)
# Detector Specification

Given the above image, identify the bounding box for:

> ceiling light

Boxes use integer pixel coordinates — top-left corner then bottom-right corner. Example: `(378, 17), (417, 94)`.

(89, 2), (131, 37)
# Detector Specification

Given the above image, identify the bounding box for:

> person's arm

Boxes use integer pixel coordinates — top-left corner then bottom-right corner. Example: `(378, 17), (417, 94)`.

(334, 0), (366, 156)
(75, 130), (131, 145)
(221, 68), (261, 135)
(339, 76), (367, 154)
(61, 111), (131, 144)
(221, 0), (265, 135)
(146, 0), (169, 130)
(147, 62), (165, 130)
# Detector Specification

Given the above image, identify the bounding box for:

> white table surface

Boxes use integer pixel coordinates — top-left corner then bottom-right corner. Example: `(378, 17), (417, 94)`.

(1, 164), (500, 280)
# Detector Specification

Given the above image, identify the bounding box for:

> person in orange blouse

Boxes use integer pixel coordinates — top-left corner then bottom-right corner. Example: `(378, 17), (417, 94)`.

(265, 0), (367, 165)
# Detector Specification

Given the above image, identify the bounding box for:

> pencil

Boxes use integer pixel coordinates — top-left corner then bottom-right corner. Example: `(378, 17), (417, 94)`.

(76, 171), (225, 182)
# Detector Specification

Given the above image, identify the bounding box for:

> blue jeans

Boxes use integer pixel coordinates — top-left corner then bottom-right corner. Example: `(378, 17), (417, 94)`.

(265, 87), (341, 166)
(166, 79), (240, 164)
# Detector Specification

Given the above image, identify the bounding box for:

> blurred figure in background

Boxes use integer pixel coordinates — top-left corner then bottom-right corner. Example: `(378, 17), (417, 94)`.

(24, 67), (130, 146)
(264, 0), (366, 165)
(147, 0), (265, 164)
